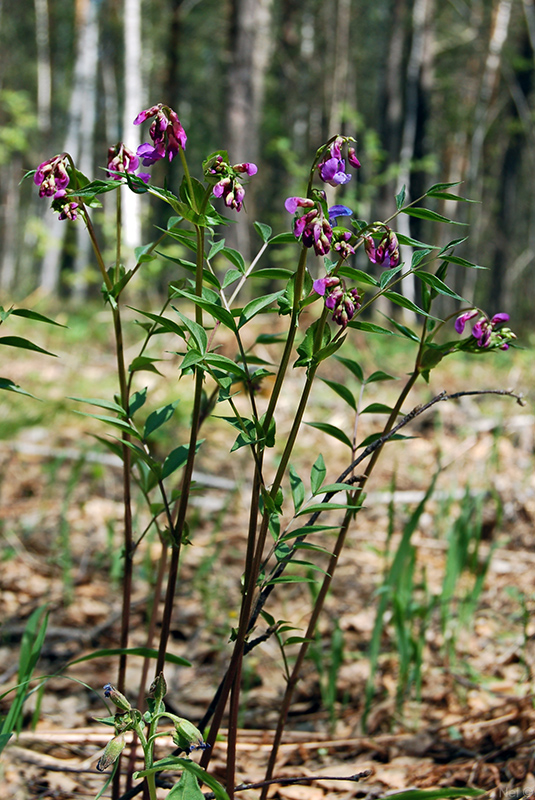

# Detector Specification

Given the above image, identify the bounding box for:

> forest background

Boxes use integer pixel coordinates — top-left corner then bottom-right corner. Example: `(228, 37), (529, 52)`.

(1, 0), (534, 323)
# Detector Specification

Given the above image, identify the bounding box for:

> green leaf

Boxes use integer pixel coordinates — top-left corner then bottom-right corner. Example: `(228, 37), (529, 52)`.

(174, 311), (208, 353)
(416, 271), (464, 301)
(305, 421), (352, 448)
(361, 403), (398, 414)
(402, 207), (467, 225)
(11, 309), (66, 327)
(310, 454), (326, 495)
(441, 254), (485, 269)
(335, 356), (364, 382)
(207, 238), (226, 260)
(395, 185), (406, 209)
(144, 400), (180, 438)
(221, 246), (245, 274)
(136, 758), (230, 800)
(425, 180), (463, 193)
(411, 249), (433, 269)
(162, 440), (204, 480)
(366, 370), (398, 383)
(383, 291), (437, 318)
(348, 320), (396, 336)
(289, 465), (305, 513)
(338, 266), (379, 286)
(425, 190), (477, 203)
(129, 388), (148, 417)
(70, 396), (126, 416)
(238, 291), (284, 328)
(171, 290), (237, 331)
(397, 233), (438, 249)
(267, 575), (319, 584)
(66, 647), (191, 668)
(129, 356), (163, 375)
(358, 432), (414, 448)
(382, 315), (421, 342)
(254, 221), (272, 242)
(268, 232), (297, 245)
(437, 236), (469, 254)
(385, 789), (483, 800)
(0, 606), (48, 755)
(0, 336), (56, 357)
(129, 307), (186, 338)
(221, 268), (242, 288)
(167, 768), (205, 800)
(251, 267), (294, 280)
(296, 502), (356, 516)
(0, 378), (37, 398)
(320, 378), (356, 410)
(379, 264), (405, 289)
(75, 411), (141, 438)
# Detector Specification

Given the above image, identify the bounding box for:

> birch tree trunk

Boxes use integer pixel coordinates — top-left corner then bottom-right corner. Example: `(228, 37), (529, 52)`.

(121, 0), (142, 256)
(40, 0), (100, 294)
(396, 0), (435, 310)
(34, 0), (51, 136)
(226, 0), (274, 261)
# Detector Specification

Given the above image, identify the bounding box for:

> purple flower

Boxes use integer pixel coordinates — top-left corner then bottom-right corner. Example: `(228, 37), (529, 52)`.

(454, 309), (478, 334)
(364, 228), (400, 268)
(107, 143), (140, 179)
(328, 205), (353, 225)
(313, 274), (361, 328)
(317, 136), (361, 187)
(286, 197), (333, 255)
(313, 275), (340, 296)
(205, 154), (258, 212)
(134, 103), (187, 164)
(455, 310), (515, 350)
(285, 196), (315, 214)
(34, 154), (70, 198)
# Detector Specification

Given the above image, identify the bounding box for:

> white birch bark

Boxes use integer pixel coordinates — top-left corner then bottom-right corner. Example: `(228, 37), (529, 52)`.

(397, 0), (434, 311)
(40, 0), (100, 294)
(34, 0), (52, 135)
(226, 0), (274, 260)
(121, 0), (142, 255)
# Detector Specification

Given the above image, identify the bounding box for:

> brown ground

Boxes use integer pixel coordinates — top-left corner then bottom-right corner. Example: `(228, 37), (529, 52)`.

(1, 327), (534, 800)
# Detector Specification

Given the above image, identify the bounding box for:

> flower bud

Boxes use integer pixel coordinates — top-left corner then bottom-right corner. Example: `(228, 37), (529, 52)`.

(103, 684), (131, 713)
(97, 734), (126, 772)
(172, 718), (208, 752)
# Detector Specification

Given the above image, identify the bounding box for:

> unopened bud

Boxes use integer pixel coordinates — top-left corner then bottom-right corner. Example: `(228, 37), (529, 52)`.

(172, 718), (208, 752)
(103, 684), (131, 713)
(97, 734), (126, 772)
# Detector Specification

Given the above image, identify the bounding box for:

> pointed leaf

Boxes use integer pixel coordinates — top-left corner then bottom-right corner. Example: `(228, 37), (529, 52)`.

(238, 291), (284, 328)
(305, 421), (352, 448)
(11, 309), (65, 327)
(310, 454), (326, 495)
(70, 396), (126, 416)
(402, 207), (467, 225)
(289, 465), (305, 513)
(254, 221), (272, 242)
(320, 378), (357, 410)
(144, 400), (180, 438)
(416, 271), (464, 301)
(0, 336), (56, 357)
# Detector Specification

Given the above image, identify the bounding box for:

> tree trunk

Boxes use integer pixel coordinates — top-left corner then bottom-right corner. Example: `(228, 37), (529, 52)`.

(121, 0), (143, 257)
(225, 0), (274, 261)
(34, 0), (51, 136)
(40, 0), (101, 295)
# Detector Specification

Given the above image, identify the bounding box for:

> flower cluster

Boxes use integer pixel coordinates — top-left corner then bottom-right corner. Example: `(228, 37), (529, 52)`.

(205, 154), (257, 212)
(318, 136), (360, 186)
(107, 142), (150, 184)
(34, 154), (70, 198)
(313, 275), (361, 328)
(285, 196), (333, 256)
(364, 226), (400, 268)
(134, 103), (187, 164)
(455, 310), (516, 350)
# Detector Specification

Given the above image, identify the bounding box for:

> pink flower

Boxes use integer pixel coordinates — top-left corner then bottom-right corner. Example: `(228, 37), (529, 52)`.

(134, 104), (187, 163)
(34, 154), (70, 198)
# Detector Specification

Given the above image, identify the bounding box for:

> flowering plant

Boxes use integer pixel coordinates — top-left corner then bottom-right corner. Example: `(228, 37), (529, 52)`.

(20, 110), (522, 800)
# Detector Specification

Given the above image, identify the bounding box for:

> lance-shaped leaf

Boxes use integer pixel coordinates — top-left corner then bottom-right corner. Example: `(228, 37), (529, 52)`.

(305, 421), (352, 448)
(0, 336), (56, 357)
(144, 400), (181, 438)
